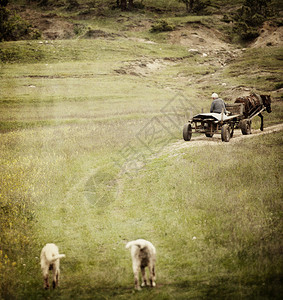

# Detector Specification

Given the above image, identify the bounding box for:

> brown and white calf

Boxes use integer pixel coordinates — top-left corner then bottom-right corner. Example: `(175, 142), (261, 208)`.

(126, 239), (156, 290)
(40, 243), (65, 289)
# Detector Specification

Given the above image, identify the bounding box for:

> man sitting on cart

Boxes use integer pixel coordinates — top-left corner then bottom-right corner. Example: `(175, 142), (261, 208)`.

(210, 93), (227, 114)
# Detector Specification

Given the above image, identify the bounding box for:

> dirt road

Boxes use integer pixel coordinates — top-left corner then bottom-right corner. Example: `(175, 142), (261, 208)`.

(162, 123), (283, 155)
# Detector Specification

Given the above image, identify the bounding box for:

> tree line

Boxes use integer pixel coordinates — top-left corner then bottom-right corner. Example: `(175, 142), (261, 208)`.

(0, 0), (276, 42)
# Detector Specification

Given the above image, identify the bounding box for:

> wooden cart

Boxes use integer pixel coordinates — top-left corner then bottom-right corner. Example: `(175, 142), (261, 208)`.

(183, 103), (266, 142)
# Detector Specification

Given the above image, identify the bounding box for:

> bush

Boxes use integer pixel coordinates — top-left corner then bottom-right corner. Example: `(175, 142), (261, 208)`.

(133, 1), (145, 9)
(66, 0), (79, 11)
(150, 20), (175, 33)
(193, 0), (211, 13)
(275, 82), (283, 90)
(0, 6), (41, 41)
(221, 14), (232, 23)
(233, 20), (260, 40)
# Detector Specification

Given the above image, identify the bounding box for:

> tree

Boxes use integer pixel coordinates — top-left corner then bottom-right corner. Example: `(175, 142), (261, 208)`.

(233, 0), (272, 40)
(179, 0), (193, 12)
(120, 0), (127, 10)
(0, 0), (41, 41)
(0, 0), (8, 7)
(128, 0), (134, 10)
(116, 0), (135, 11)
(179, 0), (210, 13)
(245, 0), (271, 17)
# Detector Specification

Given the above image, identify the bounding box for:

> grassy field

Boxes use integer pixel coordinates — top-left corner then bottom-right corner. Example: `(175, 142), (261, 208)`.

(1, 1), (283, 299)
(1, 120), (282, 299)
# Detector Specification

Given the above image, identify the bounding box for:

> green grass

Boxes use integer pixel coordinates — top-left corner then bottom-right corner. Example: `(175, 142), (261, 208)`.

(1, 124), (282, 299)
(0, 39), (201, 136)
(224, 47), (283, 91)
(0, 38), (189, 64)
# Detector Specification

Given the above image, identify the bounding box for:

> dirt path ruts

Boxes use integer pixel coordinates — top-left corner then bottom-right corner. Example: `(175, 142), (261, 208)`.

(63, 123), (282, 205)
(162, 123), (283, 156)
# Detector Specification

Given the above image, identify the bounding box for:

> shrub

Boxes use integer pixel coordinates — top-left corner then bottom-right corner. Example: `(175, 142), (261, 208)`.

(66, 0), (79, 11)
(179, 0), (211, 14)
(0, 6), (41, 41)
(193, 0), (211, 13)
(275, 82), (283, 90)
(133, 1), (145, 9)
(150, 20), (175, 33)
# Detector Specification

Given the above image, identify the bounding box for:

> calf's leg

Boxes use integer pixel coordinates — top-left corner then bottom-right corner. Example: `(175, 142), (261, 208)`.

(52, 262), (60, 289)
(133, 262), (141, 290)
(42, 266), (49, 289)
(149, 264), (156, 287)
(141, 266), (147, 287)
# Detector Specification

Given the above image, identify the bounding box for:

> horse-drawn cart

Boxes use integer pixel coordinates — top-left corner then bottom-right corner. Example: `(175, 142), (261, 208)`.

(183, 93), (271, 142)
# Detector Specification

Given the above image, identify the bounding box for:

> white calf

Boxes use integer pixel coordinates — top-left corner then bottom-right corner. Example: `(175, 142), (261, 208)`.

(40, 243), (65, 289)
(126, 239), (156, 290)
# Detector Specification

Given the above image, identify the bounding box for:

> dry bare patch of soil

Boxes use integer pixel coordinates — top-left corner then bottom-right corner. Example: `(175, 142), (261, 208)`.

(251, 22), (283, 48)
(114, 57), (176, 76)
(17, 7), (75, 39)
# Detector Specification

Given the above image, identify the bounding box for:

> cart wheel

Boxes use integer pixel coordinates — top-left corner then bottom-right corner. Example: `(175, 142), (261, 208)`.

(183, 123), (192, 141)
(239, 119), (251, 135)
(205, 133), (214, 138)
(221, 124), (230, 142)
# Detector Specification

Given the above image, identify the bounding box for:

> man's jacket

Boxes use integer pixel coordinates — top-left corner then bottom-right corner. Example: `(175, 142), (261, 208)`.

(210, 98), (227, 114)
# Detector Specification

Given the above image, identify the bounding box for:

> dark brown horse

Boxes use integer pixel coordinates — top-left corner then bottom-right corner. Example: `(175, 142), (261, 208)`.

(235, 93), (271, 131)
